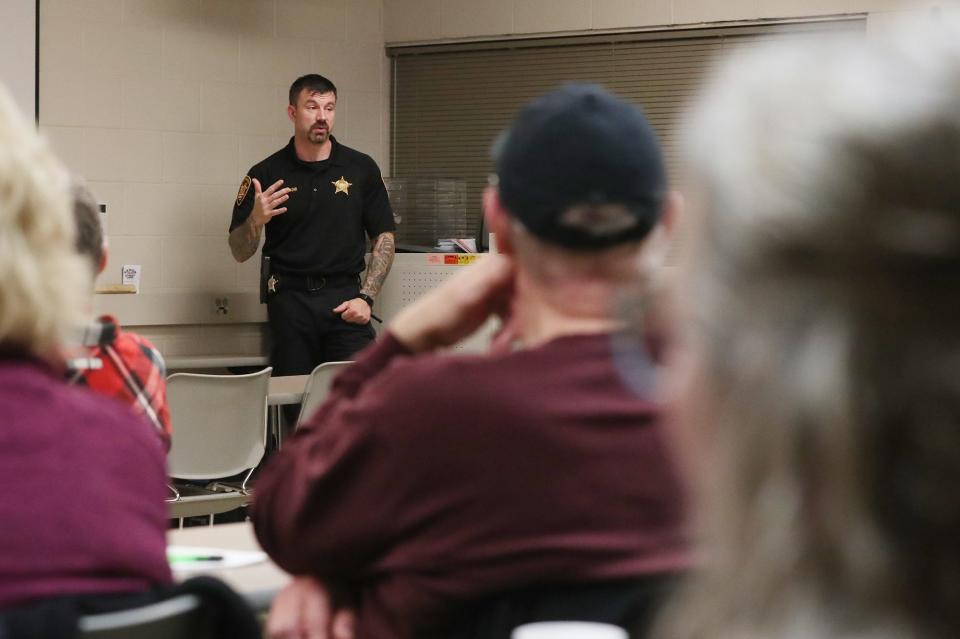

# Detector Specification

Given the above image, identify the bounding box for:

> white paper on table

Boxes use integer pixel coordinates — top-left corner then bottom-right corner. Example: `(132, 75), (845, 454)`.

(167, 545), (267, 572)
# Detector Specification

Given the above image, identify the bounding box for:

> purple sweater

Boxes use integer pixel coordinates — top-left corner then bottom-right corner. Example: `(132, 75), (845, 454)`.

(253, 331), (689, 639)
(0, 357), (172, 610)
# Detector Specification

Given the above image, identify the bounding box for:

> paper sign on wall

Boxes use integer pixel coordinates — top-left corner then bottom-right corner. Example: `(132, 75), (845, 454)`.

(122, 264), (141, 293)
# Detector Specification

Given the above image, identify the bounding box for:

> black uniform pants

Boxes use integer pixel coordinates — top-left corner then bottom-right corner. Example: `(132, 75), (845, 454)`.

(267, 285), (375, 377)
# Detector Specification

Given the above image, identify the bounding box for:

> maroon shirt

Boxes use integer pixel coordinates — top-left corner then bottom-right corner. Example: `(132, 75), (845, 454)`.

(0, 357), (172, 610)
(253, 331), (688, 639)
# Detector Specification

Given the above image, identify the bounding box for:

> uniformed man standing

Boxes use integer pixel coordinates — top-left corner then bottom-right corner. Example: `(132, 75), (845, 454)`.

(229, 74), (395, 379)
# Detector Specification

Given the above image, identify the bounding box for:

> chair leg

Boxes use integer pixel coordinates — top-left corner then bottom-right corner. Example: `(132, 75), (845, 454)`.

(239, 466), (256, 493)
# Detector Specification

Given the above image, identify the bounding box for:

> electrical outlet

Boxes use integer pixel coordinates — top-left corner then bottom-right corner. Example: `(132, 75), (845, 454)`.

(215, 296), (230, 315)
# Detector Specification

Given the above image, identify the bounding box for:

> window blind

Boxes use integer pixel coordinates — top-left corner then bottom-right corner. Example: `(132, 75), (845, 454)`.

(388, 19), (864, 249)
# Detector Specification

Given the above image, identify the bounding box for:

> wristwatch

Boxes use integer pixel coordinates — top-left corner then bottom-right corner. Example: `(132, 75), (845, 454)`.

(357, 293), (374, 310)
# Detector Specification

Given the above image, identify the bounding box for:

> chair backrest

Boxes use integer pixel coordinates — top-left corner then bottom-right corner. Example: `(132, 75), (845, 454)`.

(443, 575), (677, 639)
(295, 361), (352, 428)
(512, 622), (628, 639)
(167, 367), (272, 480)
(78, 594), (210, 639)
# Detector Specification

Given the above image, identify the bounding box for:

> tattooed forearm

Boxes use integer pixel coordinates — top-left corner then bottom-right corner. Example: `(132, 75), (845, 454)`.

(361, 232), (395, 297)
(228, 217), (262, 263)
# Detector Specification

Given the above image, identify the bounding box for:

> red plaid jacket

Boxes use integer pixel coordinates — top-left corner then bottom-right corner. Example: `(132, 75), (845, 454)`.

(66, 315), (172, 451)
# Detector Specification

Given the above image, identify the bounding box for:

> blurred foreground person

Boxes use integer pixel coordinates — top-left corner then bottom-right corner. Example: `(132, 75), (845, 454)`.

(0, 85), (171, 613)
(254, 84), (688, 639)
(65, 183), (172, 450)
(654, 18), (960, 639)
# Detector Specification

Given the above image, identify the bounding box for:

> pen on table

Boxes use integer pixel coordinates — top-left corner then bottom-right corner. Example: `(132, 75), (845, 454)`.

(169, 554), (224, 562)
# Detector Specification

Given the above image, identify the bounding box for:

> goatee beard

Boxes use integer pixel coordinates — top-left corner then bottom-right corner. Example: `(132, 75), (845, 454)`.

(309, 131), (328, 143)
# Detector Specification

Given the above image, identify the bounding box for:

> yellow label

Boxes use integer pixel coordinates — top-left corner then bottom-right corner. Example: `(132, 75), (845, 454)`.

(428, 254), (481, 265)
(441, 254), (479, 265)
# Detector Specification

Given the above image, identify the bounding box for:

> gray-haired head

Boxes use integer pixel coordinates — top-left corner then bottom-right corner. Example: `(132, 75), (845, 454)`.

(664, 16), (960, 639)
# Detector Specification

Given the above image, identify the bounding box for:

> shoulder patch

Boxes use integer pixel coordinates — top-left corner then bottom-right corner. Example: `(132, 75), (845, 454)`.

(236, 175), (252, 206)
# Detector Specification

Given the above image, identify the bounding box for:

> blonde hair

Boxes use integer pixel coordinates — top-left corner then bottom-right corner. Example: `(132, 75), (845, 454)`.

(663, 17), (960, 639)
(0, 85), (90, 357)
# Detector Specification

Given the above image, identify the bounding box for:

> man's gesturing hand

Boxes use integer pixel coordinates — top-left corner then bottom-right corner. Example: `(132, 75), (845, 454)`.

(251, 178), (291, 228)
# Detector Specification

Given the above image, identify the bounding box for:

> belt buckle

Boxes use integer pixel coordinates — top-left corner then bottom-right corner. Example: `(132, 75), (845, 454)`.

(306, 276), (326, 292)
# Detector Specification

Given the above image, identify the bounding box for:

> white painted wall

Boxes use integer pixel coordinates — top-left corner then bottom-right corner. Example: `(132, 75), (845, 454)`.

(0, 0), (37, 119)
(33, 0), (955, 358)
(383, 0), (953, 43)
(38, 0), (388, 357)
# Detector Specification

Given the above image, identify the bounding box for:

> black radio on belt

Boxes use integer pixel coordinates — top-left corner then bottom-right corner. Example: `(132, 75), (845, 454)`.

(259, 255), (272, 304)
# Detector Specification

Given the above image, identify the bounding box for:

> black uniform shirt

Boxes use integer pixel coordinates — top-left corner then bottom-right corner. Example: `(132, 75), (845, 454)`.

(230, 136), (395, 276)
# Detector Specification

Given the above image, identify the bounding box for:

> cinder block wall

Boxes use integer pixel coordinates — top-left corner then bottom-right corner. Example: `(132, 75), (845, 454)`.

(38, 0), (388, 357)
(382, 0), (945, 43)
(36, 0), (944, 358)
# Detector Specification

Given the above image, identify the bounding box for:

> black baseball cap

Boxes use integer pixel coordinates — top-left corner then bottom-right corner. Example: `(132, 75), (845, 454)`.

(493, 83), (666, 250)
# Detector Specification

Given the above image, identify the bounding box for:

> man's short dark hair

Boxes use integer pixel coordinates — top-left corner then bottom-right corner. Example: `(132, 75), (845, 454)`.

(289, 74), (338, 106)
(72, 182), (104, 273)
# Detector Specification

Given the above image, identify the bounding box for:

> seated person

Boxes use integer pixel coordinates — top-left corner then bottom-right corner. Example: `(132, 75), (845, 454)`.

(0, 85), (171, 611)
(64, 183), (172, 450)
(253, 84), (689, 639)
(649, 17), (960, 639)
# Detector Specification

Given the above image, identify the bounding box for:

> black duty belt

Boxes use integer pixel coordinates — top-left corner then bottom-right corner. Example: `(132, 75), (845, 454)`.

(269, 272), (359, 293)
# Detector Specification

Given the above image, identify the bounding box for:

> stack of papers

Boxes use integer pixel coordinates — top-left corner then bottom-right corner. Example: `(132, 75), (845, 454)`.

(436, 238), (477, 253)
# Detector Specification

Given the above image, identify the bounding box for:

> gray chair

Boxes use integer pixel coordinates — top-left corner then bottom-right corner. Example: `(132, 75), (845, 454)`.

(166, 367), (271, 524)
(78, 594), (210, 639)
(295, 361), (352, 428)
